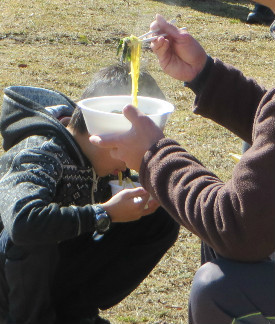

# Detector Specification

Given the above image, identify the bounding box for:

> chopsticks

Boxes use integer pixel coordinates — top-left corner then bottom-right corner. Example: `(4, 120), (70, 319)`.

(141, 27), (187, 43)
(138, 18), (187, 43)
(138, 18), (177, 40)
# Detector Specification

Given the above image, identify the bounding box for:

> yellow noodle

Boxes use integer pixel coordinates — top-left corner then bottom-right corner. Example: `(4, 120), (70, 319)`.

(129, 36), (141, 107)
(118, 171), (123, 186)
(126, 177), (137, 188)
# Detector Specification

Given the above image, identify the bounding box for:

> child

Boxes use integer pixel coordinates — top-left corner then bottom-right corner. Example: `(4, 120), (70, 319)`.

(0, 63), (179, 324)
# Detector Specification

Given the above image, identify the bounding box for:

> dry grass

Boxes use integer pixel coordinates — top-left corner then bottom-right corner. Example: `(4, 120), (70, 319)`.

(1, 0), (275, 323)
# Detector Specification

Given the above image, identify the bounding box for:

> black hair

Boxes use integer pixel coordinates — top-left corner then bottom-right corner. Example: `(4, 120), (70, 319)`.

(69, 63), (165, 133)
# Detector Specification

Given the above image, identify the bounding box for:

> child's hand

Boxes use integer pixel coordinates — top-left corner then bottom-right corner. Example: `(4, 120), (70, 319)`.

(102, 187), (160, 222)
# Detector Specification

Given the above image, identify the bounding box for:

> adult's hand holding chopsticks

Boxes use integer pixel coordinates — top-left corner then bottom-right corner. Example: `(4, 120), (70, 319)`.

(150, 14), (208, 82)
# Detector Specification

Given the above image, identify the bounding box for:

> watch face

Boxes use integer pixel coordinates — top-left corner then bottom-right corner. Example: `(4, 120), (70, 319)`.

(96, 211), (110, 234)
(97, 214), (109, 229)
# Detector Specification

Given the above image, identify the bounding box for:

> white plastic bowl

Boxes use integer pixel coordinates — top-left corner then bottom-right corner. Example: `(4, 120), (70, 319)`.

(77, 95), (174, 135)
(109, 179), (141, 196)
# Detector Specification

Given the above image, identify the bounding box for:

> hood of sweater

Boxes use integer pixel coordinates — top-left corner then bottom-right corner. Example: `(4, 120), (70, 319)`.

(0, 86), (87, 166)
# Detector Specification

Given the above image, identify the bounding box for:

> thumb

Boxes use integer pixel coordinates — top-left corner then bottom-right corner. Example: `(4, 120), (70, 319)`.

(89, 105), (144, 148)
(123, 104), (157, 133)
(122, 104), (145, 124)
(156, 14), (181, 38)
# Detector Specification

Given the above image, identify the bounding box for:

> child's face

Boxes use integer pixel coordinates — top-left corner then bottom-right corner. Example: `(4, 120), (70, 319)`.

(88, 145), (127, 177)
(69, 128), (127, 177)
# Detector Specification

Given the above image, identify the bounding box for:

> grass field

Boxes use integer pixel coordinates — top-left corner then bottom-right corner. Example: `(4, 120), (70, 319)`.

(1, 0), (274, 323)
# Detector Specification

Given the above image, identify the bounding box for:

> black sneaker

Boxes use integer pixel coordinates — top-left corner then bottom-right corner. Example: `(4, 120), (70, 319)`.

(247, 4), (275, 25)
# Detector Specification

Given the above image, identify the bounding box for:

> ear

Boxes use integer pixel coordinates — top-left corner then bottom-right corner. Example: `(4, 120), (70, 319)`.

(60, 116), (71, 126)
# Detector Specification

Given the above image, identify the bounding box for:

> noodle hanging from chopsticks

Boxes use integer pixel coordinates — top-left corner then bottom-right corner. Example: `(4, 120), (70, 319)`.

(129, 36), (141, 107)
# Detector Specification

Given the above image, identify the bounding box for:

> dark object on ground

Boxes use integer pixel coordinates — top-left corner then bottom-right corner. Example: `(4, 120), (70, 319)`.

(247, 4), (275, 25)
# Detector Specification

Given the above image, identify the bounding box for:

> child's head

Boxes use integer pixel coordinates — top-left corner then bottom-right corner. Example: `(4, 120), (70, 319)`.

(81, 63), (166, 100)
(67, 63), (165, 176)
(68, 63), (165, 134)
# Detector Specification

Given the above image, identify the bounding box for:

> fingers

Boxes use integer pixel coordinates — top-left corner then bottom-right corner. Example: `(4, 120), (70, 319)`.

(126, 187), (149, 199)
(120, 188), (152, 215)
(123, 187), (151, 207)
(142, 200), (160, 215)
(150, 36), (169, 57)
(89, 134), (117, 148)
(150, 14), (184, 58)
(150, 14), (177, 35)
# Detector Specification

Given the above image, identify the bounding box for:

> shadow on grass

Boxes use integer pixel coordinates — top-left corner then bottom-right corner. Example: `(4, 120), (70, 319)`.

(152, 0), (252, 22)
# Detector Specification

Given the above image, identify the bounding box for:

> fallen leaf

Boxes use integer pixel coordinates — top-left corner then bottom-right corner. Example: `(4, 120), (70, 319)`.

(18, 64), (28, 68)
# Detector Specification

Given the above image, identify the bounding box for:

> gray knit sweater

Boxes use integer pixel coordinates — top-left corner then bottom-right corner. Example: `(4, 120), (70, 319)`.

(0, 86), (111, 246)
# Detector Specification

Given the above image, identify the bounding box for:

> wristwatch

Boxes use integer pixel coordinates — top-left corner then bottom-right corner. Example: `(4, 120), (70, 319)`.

(93, 204), (111, 235)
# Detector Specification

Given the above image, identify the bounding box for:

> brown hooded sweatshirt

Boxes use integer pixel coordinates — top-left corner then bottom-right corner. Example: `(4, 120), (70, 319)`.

(139, 57), (275, 262)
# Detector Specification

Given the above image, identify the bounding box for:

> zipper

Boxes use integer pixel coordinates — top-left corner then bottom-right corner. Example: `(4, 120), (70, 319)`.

(91, 168), (99, 204)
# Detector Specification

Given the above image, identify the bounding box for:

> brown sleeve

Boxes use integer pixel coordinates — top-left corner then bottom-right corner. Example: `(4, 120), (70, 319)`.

(192, 58), (267, 144)
(139, 60), (275, 262)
